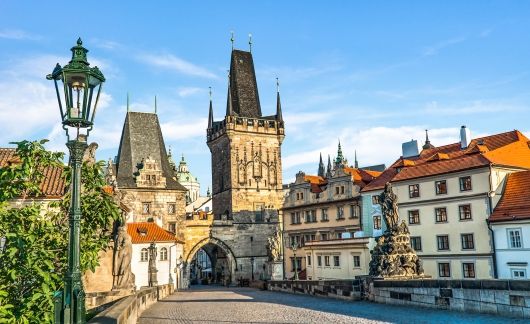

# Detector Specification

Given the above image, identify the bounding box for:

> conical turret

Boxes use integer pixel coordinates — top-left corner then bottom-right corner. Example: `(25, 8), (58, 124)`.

(318, 153), (325, 177)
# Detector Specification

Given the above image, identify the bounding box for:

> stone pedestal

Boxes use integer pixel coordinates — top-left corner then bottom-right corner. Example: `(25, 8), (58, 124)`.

(268, 261), (283, 281)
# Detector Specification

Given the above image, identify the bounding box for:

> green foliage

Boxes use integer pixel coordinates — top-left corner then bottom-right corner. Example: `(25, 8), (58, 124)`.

(0, 140), (120, 323)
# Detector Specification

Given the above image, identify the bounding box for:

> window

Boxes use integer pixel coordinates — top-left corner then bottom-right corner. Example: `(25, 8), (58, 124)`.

(333, 255), (340, 267)
(340, 186), (345, 194)
(335, 186), (340, 195)
(140, 248), (148, 262)
(462, 263), (475, 278)
(373, 216), (381, 230)
(461, 234), (474, 250)
(321, 232), (328, 241)
(511, 269), (526, 279)
(307, 255), (312, 266)
(324, 256), (330, 267)
(353, 255), (361, 268)
(459, 205), (472, 220)
(459, 176), (472, 191)
(350, 204), (360, 219)
(435, 180), (447, 195)
(408, 210), (420, 224)
(337, 206), (344, 220)
(438, 262), (451, 277)
(160, 247), (168, 261)
(317, 255), (322, 267)
(435, 208), (447, 223)
(410, 236), (422, 251)
(321, 208), (328, 221)
(168, 203), (176, 214)
(168, 222), (176, 233)
(437, 235), (450, 250)
(409, 184), (420, 198)
(142, 203), (151, 214)
(508, 228), (522, 248)
(305, 210), (316, 223)
(372, 195), (380, 205)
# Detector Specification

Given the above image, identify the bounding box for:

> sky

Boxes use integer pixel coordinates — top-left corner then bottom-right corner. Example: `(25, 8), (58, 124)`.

(1, 1), (530, 192)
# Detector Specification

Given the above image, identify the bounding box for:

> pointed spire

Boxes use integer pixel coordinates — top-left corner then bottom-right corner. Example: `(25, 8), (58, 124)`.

(326, 154), (332, 178)
(226, 71), (234, 116)
(276, 77), (283, 123)
(354, 150), (359, 168)
(208, 87), (214, 129)
(181, 153), (185, 162)
(422, 129), (435, 149)
(318, 152), (325, 177)
(127, 92), (130, 112)
(248, 33), (252, 53)
(154, 95), (157, 114)
(207, 186), (211, 197)
(335, 140), (345, 165)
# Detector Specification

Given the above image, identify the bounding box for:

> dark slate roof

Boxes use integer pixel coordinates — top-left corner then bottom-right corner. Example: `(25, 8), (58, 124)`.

(115, 112), (186, 190)
(228, 50), (262, 118)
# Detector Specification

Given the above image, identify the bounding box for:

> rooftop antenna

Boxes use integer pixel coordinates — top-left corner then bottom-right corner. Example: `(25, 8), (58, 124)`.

(127, 92), (130, 112)
(154, 95), (157, 114)
(248, 33), (252, 52)
(230, 31), (234, 50)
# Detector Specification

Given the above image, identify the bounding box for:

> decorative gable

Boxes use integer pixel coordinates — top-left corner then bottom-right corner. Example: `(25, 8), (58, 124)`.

(135, 156), (167, 188)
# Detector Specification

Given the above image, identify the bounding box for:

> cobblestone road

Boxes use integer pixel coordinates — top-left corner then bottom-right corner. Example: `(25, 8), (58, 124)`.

(138, 286), (521, 323)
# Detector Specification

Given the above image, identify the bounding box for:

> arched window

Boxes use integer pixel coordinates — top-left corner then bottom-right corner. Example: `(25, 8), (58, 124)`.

(140, 248), (148, 262)
(160, 247), (168, 261)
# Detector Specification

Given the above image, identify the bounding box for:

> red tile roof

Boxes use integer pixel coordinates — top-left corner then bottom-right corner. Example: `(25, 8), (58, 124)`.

(0, 148), (66, 198)
(490, 171), (530, 222)
(363, 130), (530, 192)
(127, 222), (183, 244)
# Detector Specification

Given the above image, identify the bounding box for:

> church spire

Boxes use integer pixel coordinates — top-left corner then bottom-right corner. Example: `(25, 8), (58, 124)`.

(326, 154), (332, 178)
(422, 129), (435, 149)
(335, 140), (345, 165)
(226, 71), (234, 116)
(208, 87), (214, 129)
(354, 150), (359, 168)
(154, 95), (157, 114)
(318, 152), (325, 177)
(276, 77), (283, 123)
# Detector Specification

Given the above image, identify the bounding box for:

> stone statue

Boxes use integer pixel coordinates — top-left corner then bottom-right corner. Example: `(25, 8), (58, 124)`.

(82, 142), (99, 165)
(267, 229), (282, 262)
(379, 183), (399, 229)
(148, 243), (158, 287)
(112, 225), (135, 290)
(369, 182), (425, 278)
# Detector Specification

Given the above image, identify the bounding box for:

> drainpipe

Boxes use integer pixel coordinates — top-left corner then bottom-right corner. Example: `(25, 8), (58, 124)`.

(487, 165), (498, 279)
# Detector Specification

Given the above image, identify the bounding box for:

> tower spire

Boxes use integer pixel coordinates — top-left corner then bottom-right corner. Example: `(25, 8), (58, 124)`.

(230, 31), (234, 51)
(154, 95), (157, 114)
(422, 129), (434, 149)
(326, 154), (332, 178)
(354, 150), (359, 168)
(318, 152), (325, 177)
(208, 87), (214, 129)
(248, 33), (252, 53)
(335, 140), (345, 165)
(226, 70), (233, 116)
(276, 77), (283, 123)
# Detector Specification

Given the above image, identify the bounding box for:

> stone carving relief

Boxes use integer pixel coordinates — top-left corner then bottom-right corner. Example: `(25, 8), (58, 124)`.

(267, 228), (282, 262)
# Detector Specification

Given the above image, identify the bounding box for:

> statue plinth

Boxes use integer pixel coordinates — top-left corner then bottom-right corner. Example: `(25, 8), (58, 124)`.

(267, 261), (284, 281)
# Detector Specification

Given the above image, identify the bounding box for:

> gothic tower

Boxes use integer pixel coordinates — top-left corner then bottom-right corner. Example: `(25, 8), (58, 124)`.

(207, 49), (285, 219)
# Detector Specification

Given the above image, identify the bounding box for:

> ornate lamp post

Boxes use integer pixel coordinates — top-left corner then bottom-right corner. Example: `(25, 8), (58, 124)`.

(291, 241), (299, 281)
(47, 38), (105, 324)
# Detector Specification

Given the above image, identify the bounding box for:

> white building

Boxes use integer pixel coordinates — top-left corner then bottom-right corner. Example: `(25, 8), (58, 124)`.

(127, 222), (184, 289)
(490, 170), (530, 279)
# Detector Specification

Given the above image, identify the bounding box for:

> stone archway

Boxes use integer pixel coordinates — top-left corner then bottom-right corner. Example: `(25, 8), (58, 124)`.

(184, 236), (237, 287)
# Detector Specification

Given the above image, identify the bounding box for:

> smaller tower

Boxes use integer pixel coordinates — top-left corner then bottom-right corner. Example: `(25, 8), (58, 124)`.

(318, 153), (325, 177)
(276, 78), (283, 124)
(354, 150), (359, 169)
(326, 154), (332, 178)
(422, 129), (435, 150)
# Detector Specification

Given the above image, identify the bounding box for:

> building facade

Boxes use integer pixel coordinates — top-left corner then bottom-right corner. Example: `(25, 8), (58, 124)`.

(489, 170), (530, 279)
(282, 147), (382, 280)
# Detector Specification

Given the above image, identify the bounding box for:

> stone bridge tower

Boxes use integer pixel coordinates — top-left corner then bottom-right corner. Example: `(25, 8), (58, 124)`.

(201, 47), (285, 281)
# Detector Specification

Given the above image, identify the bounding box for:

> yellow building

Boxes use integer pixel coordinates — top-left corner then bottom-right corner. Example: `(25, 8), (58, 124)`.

(363, 128), (530, 279)
(282, 147), (381, 280)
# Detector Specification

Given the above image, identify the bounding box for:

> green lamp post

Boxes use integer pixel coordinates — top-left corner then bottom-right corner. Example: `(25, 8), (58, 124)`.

(47, 38), (105, 324)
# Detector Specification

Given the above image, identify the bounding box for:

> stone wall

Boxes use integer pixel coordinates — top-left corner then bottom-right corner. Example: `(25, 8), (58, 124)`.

(88, 284), (174, 324)
(368, 279), (530, 319)
(268, 280), (362, 300)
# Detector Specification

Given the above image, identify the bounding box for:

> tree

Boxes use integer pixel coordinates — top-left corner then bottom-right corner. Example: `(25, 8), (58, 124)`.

(0, 140), (120, 323)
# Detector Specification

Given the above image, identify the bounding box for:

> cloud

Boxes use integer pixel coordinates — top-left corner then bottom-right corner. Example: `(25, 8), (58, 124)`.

(258, 65), (342, 83)
(138, 53), (218, 79)
(423, 100), (523, 116)
(0, 29), (39, 40)
(160, 118), (208, 141)
(422, 36), (467, 56)
(177, 87), (204, 97)
(90, 38), (124, 50)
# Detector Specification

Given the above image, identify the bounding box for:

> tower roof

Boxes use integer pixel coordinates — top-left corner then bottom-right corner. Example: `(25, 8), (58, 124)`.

(115, 111), (186, 190)
(227, 49), (262, 118)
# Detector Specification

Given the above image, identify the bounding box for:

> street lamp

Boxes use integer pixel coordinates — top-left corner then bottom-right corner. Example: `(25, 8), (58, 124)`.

(47, 38), (105, 324)
(291, 241), (299, 281)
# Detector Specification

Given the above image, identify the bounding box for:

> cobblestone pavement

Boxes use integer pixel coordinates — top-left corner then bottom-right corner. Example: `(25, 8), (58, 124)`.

(138, 285), (522, 324)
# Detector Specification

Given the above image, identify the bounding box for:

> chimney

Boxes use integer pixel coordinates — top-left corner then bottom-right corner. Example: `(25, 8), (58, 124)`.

(460, 125), (471, 149)
(402, 140), (420, 158)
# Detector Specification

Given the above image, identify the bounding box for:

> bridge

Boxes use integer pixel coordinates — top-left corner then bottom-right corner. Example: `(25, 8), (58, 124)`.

(137, 285), (520, 323)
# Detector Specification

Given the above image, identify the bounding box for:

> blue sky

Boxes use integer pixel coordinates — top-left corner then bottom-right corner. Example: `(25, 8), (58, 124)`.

(1, 1), (530, 191)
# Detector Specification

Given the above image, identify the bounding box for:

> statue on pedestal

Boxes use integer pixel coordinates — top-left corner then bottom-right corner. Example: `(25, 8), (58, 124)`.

(267, 229), (282, 262)
(369, 183), (424, 278)
(112, 225), (135, 290)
